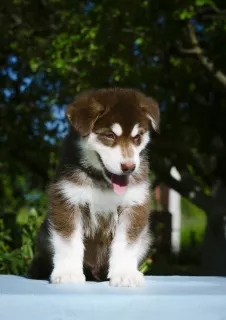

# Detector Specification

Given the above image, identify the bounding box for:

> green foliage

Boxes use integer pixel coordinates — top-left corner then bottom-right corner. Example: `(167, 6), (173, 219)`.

(181, 197), (206, 248)
(0, 206), (45, 275)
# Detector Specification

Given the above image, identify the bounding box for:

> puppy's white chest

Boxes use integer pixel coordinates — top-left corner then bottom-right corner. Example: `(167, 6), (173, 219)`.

(91, 191), (119, 214)
(59, 180), (149, 213)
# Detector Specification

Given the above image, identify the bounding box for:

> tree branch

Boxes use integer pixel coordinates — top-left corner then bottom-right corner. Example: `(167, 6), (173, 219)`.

(196, 5), (226, 15)
(151, 137), (213, 185)
(151, 158), (210, 211)
(151, 154), (226, 217)
(179, 23), (226, 88)
(121, 28), (144, 37)
(208, 5), (226, 14)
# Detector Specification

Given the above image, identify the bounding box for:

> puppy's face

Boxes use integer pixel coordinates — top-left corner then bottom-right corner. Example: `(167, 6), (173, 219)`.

(66, 88), (160, 194)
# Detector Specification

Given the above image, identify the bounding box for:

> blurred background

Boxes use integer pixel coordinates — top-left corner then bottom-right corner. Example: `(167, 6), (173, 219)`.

(1, 0), (226, 277)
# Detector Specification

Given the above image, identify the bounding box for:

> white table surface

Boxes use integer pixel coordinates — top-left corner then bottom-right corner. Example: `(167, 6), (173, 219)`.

(0, 275), (226, 320)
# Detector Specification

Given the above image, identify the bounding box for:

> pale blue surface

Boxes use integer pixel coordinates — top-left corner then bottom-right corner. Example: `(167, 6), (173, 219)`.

(0, 275), (226, 320)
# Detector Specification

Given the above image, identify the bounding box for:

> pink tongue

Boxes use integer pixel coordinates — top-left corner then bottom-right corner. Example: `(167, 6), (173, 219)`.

(111, 174), (128, 195)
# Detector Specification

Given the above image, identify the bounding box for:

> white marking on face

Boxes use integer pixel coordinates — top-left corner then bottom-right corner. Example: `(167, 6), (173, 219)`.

(108, 209), (150, 287)
(84, 133), (123, 174)
(130, 131), (150, 170)
(111, 123), (123, 136)
(130, 124), (139, 137)
(83, 132), (150, 175)
(50, 215), (86, 284)
(80, 142), (103, 171)
(81, 125), (151, 176)
(136, 131), (150, 153)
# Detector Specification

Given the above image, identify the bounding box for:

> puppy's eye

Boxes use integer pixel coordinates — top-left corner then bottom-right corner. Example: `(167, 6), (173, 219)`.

(104, 132), (115, 140)
(133, 134), (141, 143)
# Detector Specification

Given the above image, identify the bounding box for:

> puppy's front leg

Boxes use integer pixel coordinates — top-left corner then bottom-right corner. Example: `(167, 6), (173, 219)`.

(49, 189), (85, 284)
(108, 204), (150, 287)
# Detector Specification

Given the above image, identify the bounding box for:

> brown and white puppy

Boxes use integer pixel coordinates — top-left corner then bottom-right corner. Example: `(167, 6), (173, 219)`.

(30, 88), (160, 287)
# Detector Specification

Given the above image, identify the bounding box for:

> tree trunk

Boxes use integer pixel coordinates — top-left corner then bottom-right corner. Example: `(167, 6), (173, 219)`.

(152, 159), (226, 275)
(202, 212), (226, 276)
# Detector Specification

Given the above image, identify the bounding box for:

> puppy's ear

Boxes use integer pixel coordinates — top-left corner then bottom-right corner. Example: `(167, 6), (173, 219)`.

(66, 96), (105, 136)
(141, 96), (160, 132)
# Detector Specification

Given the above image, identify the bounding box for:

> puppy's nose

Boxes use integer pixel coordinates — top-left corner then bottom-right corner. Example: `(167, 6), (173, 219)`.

(121, 162), (136, 173)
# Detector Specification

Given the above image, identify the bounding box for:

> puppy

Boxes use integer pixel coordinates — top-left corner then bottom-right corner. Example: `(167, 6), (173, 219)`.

(30, 88), (160, 287)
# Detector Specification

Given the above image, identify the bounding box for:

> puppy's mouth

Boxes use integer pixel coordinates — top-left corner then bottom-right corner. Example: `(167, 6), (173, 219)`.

(95, 152), (129, 195)
(108, 172), (128, 195)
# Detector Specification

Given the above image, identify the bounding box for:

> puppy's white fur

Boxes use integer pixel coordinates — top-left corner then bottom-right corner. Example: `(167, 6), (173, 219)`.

(147, 115), (158, 132)
(130, 123), (139, 137)
(50, 180), (150, 285)
(59, 180), (149, 209)
(50, 215), (85, 284)
(111, 123), (123, 136)
(83, 132), (150, 175)
(108, 209), (150, 287)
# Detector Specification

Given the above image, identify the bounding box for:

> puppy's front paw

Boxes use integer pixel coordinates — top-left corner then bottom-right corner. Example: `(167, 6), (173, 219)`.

(109, 270), (144, 287)
(50, 271), (86, 284)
